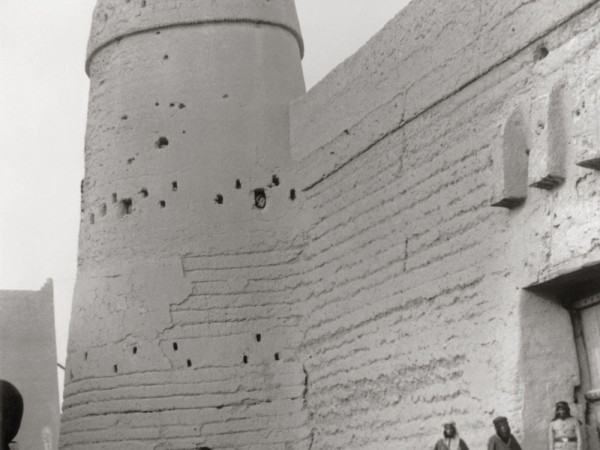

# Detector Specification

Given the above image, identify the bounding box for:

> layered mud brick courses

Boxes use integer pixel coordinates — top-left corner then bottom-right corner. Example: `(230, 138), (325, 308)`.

(64, 1), (600, 450)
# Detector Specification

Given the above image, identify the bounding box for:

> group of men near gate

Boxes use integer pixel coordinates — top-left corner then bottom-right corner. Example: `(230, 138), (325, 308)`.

(433, 402), (582, 450)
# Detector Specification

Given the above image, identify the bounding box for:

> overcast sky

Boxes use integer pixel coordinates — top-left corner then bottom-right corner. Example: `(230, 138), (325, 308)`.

(0, 0), (411, 401)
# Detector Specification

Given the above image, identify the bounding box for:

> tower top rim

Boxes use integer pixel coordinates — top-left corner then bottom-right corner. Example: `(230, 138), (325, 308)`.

(86, 0), (304, 75)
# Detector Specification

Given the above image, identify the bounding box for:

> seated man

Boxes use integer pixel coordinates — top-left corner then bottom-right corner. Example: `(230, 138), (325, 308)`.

(434, 421), (470, 450)
(0, 380), (24, 450)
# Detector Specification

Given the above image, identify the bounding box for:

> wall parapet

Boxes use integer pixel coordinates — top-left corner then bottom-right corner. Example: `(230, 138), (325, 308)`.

(291, 0), (598, 190)
(86, 0), (303, 75)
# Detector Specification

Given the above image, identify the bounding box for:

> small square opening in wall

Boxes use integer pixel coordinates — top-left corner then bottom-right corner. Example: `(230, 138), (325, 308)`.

(155, 137), (169, 148)
(117, 199), (133, 217)
(254, 189), (266, 209)
(172, 182), (178, 192)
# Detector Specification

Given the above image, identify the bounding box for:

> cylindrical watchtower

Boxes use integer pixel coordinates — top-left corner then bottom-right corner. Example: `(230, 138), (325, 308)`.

(61, 1), (308, 449)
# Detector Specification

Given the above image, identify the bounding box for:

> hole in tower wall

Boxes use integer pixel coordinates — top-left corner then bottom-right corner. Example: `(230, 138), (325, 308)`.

(172, 182), (178, 191)
(254, 189), (266, 209)
(274, 353), (280, 361)
(163, 54), (169, 60)
(117, 199), (133, 217)
(140, 188), (148, 198)
(272, 175), (280, 186)
(155, 137), (169, 148)
(243, 355), (248, 364)
(89, 213), (95, 224)
(256, 334), (261, 342)
(114, 365), (118, 373)
(173, 342), (178, 351)
(236, 179), (242, 189)
(133, 347), (137, 354)
(290, 189), (296, 201)
(187, 359), (192, 367)
(159, 200), (166, 208)
(84, 352), (88, 361)
(121, 115), (128, 120)
(112, 193), (118, 203)
(100, 204), (107, 216)
(215, 194), (224, 205)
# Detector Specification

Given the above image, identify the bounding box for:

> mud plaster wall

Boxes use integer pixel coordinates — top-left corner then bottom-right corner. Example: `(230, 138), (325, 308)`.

(0, 280), (60, 450)
(64, 0), (600, 449)
(290, 0), (600, 449)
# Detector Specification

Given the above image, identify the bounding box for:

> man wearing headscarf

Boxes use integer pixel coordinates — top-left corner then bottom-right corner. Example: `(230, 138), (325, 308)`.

(433, 421), (470, 450)
(0, 380), (24, 450)
(488, 417), (522, 450)
(549, 401), (581, 450)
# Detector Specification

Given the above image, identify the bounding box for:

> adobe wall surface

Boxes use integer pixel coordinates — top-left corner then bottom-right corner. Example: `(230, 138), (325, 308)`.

(291, 0), (600, 449)
(64, 0), (600, 449)
(0, 280), (60, 450)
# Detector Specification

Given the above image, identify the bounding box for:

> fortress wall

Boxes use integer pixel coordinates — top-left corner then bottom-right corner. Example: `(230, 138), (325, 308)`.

(0, 280), (60, 450)
(291, 1), (600, 449)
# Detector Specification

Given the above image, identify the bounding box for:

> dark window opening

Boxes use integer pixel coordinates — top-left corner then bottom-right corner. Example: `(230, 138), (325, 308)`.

(254, 189), (266, 209)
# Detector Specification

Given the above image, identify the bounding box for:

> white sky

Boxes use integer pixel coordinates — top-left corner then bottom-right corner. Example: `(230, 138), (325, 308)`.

(0, 0), (411, 402)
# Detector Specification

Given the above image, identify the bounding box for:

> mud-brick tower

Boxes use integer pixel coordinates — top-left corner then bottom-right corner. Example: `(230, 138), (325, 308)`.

(61, 1), (308, 449)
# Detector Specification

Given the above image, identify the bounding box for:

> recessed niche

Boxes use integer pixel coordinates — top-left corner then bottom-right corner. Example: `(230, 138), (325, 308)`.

(215, 194), (224, 205)
(170, 103), (175, 108)
(100, 204), (107, 216)
(173, 342), (178, 351)
(274, 353), (280, 361)
(133, 347), (137, 354)
(159, 200), (166, 208)
(121, 115), (128, 120)
(290, 189), (296, 201)
(243, 355), (248, 364)
(236, 179), (242, 189)
(140, 188), (148, 198)
(272, 175), (280, 186)
(84, 352), (88, 361)
(172, 182), (178, 191)
(114, 365), (118, 373)
(254, 189), (266, 209)
(256, 334), (261, 342)
(187, 359), (192, 367)
(155, 137), (169, 148)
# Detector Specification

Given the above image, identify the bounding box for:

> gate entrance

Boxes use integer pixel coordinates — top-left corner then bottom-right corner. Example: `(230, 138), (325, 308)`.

(571, 292), (600, 450)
